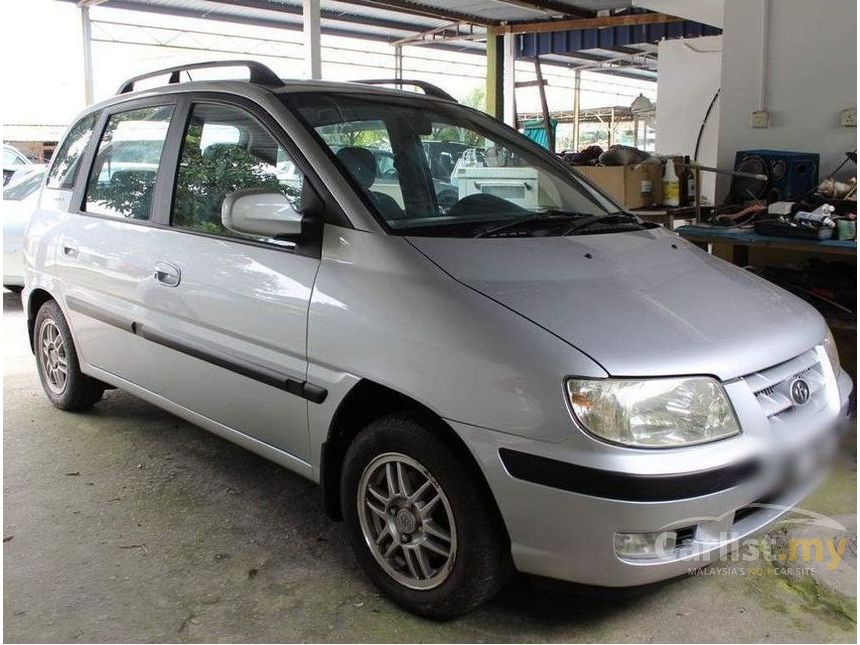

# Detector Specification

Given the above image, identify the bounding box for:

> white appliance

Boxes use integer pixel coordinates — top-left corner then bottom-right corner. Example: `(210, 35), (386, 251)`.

(455, 167), (539, 209)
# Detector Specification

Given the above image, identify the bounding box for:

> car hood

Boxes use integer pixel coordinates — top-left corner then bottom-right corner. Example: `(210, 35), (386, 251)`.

(408, 228), (826, 381)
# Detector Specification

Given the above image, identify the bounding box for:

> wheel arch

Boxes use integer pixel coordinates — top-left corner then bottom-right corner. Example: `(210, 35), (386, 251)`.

(26, 288), (55, 353)
(320, 379), (509, 544)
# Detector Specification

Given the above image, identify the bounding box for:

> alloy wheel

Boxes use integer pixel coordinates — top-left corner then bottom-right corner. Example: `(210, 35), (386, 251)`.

(38, 318), (68, 395)
(357, 452), (457, 590)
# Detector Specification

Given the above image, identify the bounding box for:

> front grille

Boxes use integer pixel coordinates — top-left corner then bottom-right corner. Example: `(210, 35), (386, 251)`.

(743, 349), (827, 421)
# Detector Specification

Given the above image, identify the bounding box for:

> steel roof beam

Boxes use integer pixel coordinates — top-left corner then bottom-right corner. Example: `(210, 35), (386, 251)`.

(491, 0), (594, 19)
(391, 22), (487, 47)
(496, 12), (684, 35)
(335, 0), (499, 26)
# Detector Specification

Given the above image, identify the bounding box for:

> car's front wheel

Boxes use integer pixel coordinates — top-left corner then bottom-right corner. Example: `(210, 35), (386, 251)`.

(34, 300), (105, 410)
(341, 413), (509, 618)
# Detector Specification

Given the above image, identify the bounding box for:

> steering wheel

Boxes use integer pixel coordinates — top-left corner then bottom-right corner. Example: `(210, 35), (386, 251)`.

(436, 189), (459, 213)
(443, 193), (525, 219)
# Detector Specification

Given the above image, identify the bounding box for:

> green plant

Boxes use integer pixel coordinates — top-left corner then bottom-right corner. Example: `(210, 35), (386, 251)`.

(172, 125), (292, 235)
(87, 169), (157, 220)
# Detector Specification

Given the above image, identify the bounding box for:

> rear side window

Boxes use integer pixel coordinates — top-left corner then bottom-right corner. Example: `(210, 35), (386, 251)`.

(46, 114), (97, 189)
(83, 105), (173, 220)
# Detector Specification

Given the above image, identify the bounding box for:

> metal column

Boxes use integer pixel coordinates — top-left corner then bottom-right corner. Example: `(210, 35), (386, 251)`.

(302, 0), (322, 80)
(572, 69), (581, 151)
(608, 106), (615, 146)
(533, 57), (554, 152)
(81, 6), (94, 105)
(485, 34), (503, 119)
(502, 31), (516, 127)
(394, 45), (403, 80)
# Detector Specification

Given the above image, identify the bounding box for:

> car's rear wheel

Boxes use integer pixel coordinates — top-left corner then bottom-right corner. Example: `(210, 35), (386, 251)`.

(341, 413), (509, 618)
(34, 300), (105, 410)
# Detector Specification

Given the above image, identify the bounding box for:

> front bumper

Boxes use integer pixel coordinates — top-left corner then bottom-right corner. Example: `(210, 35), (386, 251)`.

(449, 368), (852, 588)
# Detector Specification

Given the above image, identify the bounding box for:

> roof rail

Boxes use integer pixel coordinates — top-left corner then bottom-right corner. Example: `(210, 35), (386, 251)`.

(117, 60), (283, 95)
(355, 79), (456, 102)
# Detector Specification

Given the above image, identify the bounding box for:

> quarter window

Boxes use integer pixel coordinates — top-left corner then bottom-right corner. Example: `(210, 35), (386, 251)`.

(83, 105), (173, 220)
(171, 103), (303, 238)
(46, 114), (97, 190)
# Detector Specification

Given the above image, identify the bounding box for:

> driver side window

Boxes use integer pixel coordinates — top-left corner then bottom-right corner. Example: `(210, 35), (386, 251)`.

(171, 103), (304, 239)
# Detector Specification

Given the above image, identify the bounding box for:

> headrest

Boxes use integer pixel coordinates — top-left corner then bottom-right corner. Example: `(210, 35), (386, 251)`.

(336, 146), (377, 189)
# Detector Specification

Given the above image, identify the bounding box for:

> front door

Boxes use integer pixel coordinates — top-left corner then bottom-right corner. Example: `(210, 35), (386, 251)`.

(129, 99), (321, 461)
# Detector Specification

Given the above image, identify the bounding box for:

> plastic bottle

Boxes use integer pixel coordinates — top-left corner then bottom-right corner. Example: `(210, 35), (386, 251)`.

(684, 155), (695, 206)
(662, 159), (680, 207)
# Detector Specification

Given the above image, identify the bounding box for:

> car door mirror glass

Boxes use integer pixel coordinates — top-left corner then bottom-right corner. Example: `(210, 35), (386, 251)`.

(221, 188), (303, 238)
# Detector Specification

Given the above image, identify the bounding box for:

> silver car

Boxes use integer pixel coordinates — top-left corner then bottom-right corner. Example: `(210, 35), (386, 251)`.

(23, 61), (852, 618)
(4, 165), (47, 291)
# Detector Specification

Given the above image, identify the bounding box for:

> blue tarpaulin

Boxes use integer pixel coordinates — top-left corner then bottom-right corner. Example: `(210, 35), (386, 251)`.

(522, 119), (558, 149)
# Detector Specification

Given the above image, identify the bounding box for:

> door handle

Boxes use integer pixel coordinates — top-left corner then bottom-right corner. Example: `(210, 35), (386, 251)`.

(154, 261), (181, 287)
(62, 243), (78, 259)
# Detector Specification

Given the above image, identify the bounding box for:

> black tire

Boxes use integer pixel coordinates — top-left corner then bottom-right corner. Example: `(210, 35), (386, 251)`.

(4, 285), (23, 294)
(34, 299), (105, 411)
(341, 412), (509, 618)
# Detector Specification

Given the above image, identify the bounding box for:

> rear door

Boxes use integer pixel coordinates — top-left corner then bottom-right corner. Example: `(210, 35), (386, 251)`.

(58, 98), (177, 388)
(122, 95), (323, 461)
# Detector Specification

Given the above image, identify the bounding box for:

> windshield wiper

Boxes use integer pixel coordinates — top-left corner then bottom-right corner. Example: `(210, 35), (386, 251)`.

(474, 212), (591, 238)
(561, 212), (641, 236)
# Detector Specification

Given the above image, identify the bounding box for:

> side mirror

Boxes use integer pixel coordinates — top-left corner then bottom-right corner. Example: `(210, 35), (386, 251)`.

(221, 188), (303, 238)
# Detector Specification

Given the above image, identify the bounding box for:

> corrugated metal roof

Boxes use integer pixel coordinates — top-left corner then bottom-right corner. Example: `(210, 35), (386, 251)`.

(58, 0), (722, 82)
(359, 1), (634, 22)
(67, 0), (636, 32)
(394, 0), (557, 23)
(72, 0), (453, 42)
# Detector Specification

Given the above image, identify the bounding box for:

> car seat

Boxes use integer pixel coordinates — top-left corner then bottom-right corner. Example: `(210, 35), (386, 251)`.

(335, 147), (406, 220)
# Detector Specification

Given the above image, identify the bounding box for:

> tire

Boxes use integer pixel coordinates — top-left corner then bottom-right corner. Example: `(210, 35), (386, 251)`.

(34, 299), (105, 411)
(341, 413), (509, 618)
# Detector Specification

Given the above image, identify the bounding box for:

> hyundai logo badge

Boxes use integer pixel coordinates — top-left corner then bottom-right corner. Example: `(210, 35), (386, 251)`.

(790, 378), (810, 405)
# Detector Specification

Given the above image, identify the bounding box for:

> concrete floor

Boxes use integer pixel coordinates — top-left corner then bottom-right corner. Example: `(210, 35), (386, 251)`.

(2, 289), (856, 643)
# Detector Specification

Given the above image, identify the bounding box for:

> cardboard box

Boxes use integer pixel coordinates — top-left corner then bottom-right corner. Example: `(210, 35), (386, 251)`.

(573, 164), (664, 209)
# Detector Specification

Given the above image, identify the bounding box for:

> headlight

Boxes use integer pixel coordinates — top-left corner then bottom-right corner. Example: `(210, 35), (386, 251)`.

(823, 328), (841, 375)
(566, 377), (740, 448)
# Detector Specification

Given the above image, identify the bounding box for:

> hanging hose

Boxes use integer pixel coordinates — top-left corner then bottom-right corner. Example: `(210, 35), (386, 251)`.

(693, 89), (720, 162)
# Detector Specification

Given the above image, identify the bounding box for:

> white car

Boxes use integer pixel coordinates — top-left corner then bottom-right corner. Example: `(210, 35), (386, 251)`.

(3, 165), (46, 291)
(3, 144), (34, 185)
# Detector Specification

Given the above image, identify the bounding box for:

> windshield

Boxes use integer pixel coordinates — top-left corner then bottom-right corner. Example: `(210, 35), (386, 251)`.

(284, 93), (621, 237)
(4, 167), (46, 200)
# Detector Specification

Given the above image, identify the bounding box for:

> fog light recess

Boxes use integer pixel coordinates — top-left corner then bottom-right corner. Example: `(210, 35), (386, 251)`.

(614, 531), (677, 560)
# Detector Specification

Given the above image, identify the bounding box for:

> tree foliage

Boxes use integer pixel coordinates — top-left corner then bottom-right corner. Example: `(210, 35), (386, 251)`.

(87, 170), (157, 220)
(173, 127), (286, 235)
